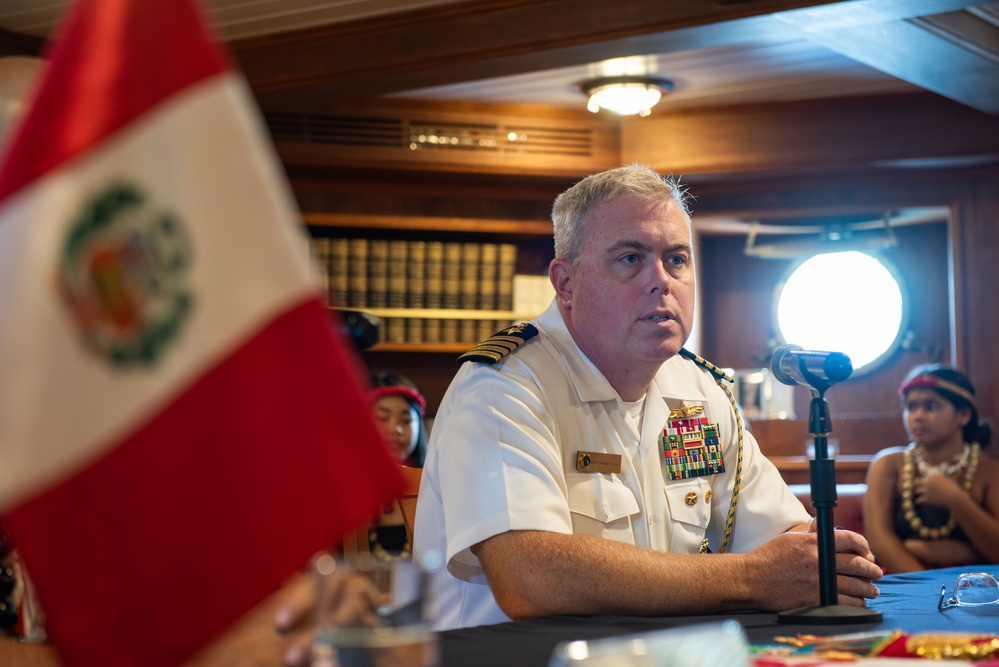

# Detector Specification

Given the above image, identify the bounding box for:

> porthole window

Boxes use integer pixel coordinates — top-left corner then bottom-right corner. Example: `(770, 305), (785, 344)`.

(774, 251), (906, 375)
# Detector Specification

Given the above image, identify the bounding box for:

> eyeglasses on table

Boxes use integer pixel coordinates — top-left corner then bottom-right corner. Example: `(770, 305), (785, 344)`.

(938, 572), (999, 611)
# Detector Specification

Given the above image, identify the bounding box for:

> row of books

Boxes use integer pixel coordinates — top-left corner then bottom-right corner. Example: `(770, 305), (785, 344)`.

(308, 237), (519, 312)
(369, 274), (555, 345)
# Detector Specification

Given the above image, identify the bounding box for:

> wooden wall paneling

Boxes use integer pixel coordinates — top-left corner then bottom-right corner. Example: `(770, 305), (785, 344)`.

(696, 233), (787, 369)
(620, 94), (999, 178)
(954, 181), (999, 431)
(289, 173), (566, 226)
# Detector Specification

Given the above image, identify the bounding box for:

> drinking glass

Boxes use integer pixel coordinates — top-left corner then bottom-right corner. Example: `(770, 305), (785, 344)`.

(311, 552), (439, 667)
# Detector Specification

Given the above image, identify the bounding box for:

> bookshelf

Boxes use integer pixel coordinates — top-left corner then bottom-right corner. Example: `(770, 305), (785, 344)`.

(305, 213), (556, 353)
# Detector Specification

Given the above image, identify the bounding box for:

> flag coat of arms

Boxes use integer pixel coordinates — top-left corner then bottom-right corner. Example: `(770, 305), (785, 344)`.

(0, 1), (404, 665)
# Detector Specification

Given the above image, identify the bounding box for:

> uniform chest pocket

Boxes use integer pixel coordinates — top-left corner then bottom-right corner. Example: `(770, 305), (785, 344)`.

(566, 473), (640, 545)
(664, 479), (711, 551)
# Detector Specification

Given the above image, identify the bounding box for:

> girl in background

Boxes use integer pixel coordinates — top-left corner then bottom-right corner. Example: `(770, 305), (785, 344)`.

(364, 371), (427, 559)
(368, 371), (427, 468)
(865, 364), (999, 573)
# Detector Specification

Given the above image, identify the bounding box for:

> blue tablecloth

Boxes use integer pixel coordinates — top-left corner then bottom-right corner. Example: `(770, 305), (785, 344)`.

(439, 564), (999, 667)
(871, 564), (999, 633)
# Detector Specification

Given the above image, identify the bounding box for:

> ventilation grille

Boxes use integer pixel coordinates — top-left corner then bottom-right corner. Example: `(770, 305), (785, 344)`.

(264, 112), (596, 158)
(266, 113), (404, 147)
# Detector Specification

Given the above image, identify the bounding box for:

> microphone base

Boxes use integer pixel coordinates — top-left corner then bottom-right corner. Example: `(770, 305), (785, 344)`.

(777, 604), (882, 625)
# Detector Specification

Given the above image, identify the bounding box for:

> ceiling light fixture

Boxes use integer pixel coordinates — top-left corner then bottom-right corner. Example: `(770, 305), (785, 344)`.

(581, 76), (674, 116)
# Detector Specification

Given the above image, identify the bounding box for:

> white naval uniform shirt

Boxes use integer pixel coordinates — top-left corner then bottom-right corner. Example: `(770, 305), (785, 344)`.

(413, 299), (810, 631)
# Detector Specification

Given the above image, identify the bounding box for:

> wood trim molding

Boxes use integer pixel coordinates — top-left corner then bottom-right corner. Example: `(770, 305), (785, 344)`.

(304, 212), (552, 236)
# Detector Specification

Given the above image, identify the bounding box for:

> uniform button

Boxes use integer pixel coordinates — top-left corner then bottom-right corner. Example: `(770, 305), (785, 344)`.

(704, 489), (712, 504)
(685, 491), (698, 506)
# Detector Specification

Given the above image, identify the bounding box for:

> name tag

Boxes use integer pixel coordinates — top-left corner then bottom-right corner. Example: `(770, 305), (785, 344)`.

(576, 451), (622, 473)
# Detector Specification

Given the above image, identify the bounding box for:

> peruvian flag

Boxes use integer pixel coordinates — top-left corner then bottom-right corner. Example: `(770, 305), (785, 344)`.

(0, 1), (404, 666)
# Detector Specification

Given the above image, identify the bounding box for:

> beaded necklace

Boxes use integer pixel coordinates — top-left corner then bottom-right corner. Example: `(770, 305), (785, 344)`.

(901, 442), (979, 540)
(912, 442), (971, 477)
(368, 524), (411, 564)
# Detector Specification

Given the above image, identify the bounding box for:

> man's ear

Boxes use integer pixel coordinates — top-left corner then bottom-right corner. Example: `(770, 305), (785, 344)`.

(549, 258), (573, 304)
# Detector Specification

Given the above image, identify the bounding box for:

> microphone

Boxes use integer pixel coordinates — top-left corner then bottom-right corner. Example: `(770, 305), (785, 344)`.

(771, 344), (853, 389)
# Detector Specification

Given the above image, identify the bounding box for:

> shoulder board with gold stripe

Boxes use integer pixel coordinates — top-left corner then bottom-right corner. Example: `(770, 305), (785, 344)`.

(457, 322), (539, 365)
(679, 348), (734, 383)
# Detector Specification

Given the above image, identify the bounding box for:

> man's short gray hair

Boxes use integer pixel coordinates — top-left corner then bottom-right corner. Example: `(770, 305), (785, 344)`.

(552, 164), (690, 268)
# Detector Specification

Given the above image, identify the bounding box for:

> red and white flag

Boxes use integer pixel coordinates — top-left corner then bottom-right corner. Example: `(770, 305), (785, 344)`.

(0, 1), (404, 665)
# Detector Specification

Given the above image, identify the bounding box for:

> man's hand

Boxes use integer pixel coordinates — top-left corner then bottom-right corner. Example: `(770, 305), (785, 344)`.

(745, 529), (881, 610)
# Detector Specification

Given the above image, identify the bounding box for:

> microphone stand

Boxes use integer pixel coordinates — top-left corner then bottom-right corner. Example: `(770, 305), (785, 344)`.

(777, 384), (882, 625)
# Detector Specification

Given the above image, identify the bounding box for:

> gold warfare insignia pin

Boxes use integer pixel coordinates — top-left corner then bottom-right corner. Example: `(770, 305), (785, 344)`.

(457, 322), (538, 365)
(661, 403), (726, 481)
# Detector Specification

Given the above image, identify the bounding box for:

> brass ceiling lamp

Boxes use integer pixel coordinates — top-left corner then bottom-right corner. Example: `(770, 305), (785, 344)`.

(581, 76), (674, 116)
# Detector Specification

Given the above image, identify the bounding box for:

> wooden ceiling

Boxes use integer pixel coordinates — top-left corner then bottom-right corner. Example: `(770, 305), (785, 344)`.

(1, 0), (997, 116)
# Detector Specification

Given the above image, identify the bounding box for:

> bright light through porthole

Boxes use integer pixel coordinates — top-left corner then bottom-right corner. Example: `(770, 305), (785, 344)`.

(776, 251), (905, 373)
